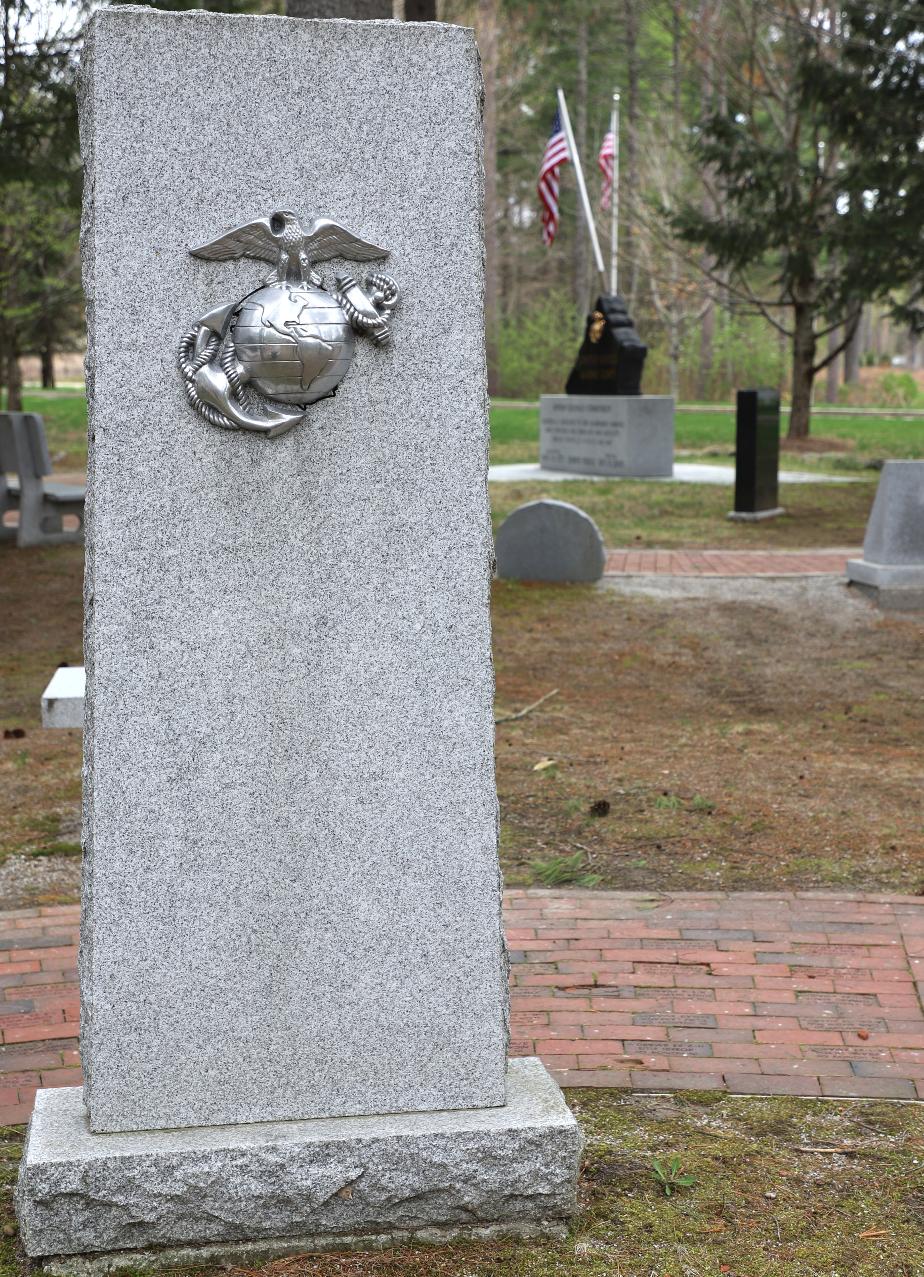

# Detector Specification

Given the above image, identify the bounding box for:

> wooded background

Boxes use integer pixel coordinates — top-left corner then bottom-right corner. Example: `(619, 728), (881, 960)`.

(1, 0), (921, 434)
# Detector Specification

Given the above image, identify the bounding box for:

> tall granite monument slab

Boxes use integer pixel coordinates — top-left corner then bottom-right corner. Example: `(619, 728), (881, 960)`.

(728, 388), (784, 521)
(17, 8), (580, 1261)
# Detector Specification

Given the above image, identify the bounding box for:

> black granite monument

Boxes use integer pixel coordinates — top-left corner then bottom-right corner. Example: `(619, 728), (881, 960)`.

(566, 295), (647, 397)
(286, 0), (391, 15)
(730, 387), (784, 520)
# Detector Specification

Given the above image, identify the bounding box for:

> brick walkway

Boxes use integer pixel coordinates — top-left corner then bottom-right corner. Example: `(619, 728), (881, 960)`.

(1, 891), (923, 1124)
(604, 549), (856, 576)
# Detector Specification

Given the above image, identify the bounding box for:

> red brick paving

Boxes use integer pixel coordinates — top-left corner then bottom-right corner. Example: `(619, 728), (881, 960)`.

(1, 891), (923, 1121)
(604, 548), (856, 576)
(508, 890), (924, 1099)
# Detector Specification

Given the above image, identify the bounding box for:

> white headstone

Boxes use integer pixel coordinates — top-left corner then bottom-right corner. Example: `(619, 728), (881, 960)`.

(16, 8), (580, 1260)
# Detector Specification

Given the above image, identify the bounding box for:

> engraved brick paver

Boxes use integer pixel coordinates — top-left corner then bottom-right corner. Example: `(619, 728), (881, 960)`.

(604, 548), (856, 577)
(1, 892), (924, 1115)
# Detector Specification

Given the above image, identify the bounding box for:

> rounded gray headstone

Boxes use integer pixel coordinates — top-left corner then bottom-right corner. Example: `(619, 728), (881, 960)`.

(495, 499), (606, 583)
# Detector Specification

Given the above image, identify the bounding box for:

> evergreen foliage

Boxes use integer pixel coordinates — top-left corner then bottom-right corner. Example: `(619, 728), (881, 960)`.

(671, 0), (923, 435)
(0, 0), (85, 403)
(1, 0), (919, 418)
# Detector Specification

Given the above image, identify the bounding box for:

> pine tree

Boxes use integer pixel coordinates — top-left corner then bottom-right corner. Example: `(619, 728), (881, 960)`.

(672, 0), (923, 437)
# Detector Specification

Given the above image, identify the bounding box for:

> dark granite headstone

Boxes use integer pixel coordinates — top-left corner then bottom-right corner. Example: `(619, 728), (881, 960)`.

(286, 0), (391, 15)
(565, 294), (647, 397)
(732, 388), (782, 518)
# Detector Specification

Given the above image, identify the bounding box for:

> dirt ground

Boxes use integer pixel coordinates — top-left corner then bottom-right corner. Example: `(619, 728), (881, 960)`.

(2, 543), (924, 902)
(0, 544), (83, 905)
(494, 575), (924, 894)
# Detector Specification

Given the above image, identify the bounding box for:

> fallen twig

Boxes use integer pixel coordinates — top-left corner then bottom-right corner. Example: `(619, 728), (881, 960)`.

(495, 688), (559, 725)
(795, 1146), (856, 1155)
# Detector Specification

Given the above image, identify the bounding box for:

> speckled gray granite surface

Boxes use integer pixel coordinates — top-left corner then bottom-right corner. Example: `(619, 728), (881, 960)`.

(17, 1060), (582, 1259)
(76, 7), (506, 1135)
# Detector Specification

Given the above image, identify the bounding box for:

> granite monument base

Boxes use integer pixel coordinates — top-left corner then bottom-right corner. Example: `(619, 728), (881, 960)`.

(17, 1060), (581, 1264)
(846, 461), (924, 610)
(40, 1222), (567, 1277)
(845, 561), (924, 611)
(540, 395), (674, 478)
(727, 506), (785, 523)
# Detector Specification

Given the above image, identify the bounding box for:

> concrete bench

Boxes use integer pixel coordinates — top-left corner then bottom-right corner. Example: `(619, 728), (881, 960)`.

(0, 413), (85, 547)
(41, 666), (86, 729)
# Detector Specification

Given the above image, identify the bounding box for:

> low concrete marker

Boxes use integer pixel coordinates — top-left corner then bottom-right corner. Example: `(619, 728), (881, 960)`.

(847, 460), (924, 610)
(495, 499), (606, 583)
(40, 667), (85, 730)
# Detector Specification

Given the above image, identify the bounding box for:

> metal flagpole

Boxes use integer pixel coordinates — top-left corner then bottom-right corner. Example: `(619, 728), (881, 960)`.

(609, 88), (620, 296)
(556, 85), (607, 288)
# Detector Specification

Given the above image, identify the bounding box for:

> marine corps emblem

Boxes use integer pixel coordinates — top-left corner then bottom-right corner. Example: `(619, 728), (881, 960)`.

(178, 210), (399, 438)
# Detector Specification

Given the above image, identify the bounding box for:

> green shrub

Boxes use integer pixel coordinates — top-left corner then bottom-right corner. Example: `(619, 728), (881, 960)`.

(495, 291), (583, 398)
(876, 371), (920, 408)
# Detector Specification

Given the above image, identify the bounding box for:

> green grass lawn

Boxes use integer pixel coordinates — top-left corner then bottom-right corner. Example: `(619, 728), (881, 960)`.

(489, 477), (874, 548)
(490, 403), (924, 467)
(18, 390), (88, 471)
(17, 389), (924, 474)
(13, 388), (879, 548)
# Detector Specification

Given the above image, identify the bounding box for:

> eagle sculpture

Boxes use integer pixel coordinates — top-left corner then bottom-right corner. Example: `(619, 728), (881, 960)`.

(189, 210), (389, 288)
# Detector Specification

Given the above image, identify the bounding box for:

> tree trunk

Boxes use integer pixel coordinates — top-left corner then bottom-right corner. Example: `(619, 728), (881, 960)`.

(695, 0), (717, 400)
(872, 309), (883, 361)
(572, 11), (589, 309)
(476, 0), (499, 395)
(41, 344), (55, 389)
(825, 326), (840, 403)
(697, 302), (714, 400)
(400, 0), (436, 18)
(668, 323), (680, 398)
(7, 346), (23, 412)
(622, 0), (640, 308)
(788, 303), (816, 439)
(843, 306), (862, 382)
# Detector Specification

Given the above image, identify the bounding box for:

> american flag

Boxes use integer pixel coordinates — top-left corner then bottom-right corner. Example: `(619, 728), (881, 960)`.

(537, 108), (569, 247)
(598, 130), (616, 209)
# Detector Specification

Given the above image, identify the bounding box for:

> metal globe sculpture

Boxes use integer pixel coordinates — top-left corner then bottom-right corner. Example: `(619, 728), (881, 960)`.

(232, 285), (355, 406)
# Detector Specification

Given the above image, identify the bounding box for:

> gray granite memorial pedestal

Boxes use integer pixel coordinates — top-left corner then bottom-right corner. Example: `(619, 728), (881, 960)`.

(847, 460), (924, 610)
(539, 297), (674, 478)
(540, 395), (674, 477)
(15, 9), (580, 1266)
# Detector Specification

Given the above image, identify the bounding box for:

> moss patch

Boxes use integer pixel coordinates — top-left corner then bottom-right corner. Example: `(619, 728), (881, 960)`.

(5, 1093), (920, 1277)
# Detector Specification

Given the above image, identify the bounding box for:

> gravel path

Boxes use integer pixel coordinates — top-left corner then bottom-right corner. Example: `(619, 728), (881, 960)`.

(0, 854), (81, 911)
